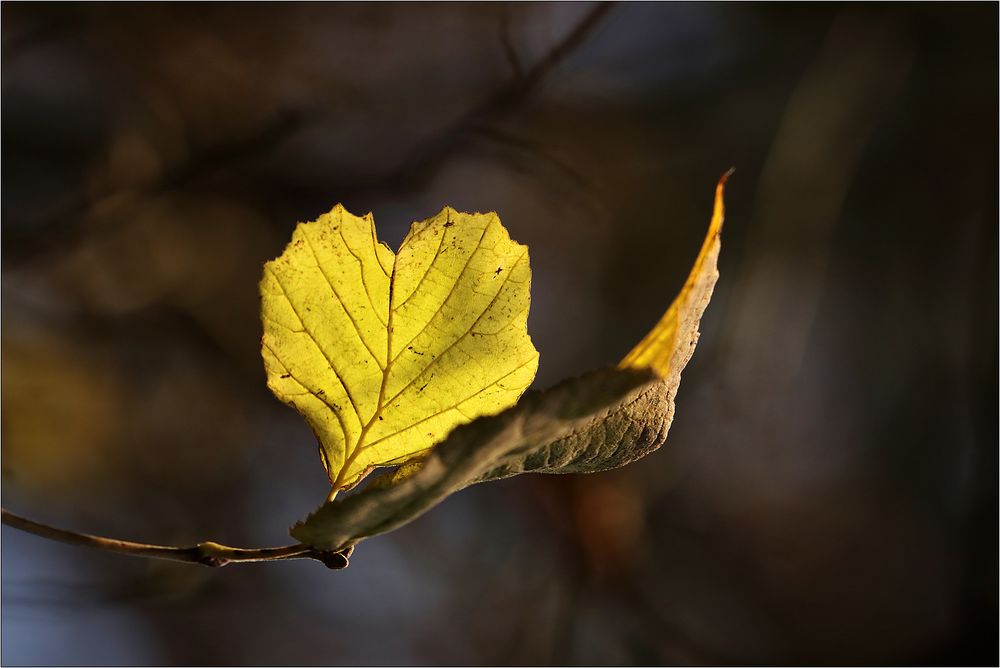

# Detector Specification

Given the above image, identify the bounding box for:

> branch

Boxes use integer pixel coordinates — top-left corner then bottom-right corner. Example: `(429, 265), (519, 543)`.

(497, 6), (525, 79)
(8, 3), (614, 260)
(1, 508), (352, 569)
(469, 124), (602, 198)
(6, 108), (304, 263)
(334, 1), (615, 196)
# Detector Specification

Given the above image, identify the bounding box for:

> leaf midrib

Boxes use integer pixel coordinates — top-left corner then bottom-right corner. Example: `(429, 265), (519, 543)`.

(332, 252), (397, 491)
(333, 219), (524, 490)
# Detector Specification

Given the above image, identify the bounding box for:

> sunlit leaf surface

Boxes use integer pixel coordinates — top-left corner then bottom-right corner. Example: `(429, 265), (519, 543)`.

(261, 205), (539, 491)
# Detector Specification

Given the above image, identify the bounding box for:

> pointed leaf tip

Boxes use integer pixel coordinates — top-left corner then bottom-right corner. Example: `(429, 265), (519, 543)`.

(618, 172), (729, 379)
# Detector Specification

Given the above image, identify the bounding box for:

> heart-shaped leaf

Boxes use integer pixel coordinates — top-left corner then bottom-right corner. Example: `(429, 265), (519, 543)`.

(261, 206), (539, 492)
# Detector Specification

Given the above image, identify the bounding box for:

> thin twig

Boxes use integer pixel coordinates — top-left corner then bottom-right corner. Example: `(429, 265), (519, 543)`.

(497, 6), (525, 79)
(8, 3), (614, 260)
(1, 508), (352, 569)
(337, 1), (615, 196)
(7, 108), (304, 262)
(470, 124), (602, 199)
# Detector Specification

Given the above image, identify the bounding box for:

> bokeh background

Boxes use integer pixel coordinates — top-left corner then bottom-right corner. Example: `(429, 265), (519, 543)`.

(2, 3), (997, 665)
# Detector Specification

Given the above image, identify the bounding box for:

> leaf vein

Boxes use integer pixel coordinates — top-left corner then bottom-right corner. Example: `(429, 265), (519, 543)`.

(301, 228), (385, 370)
(265, 266), (366, 426)
(381, 248), (528, 410)
(361, 354), (537, 452)
(391, 218), (496, 364)
(393, 217), (450, 313)
(337, 222), (388, 328)
(369, 219), (392, 278)
(263, 341), (351, 445)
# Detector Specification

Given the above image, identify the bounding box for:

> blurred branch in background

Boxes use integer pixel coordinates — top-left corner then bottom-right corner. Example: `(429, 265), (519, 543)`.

(344, 2), (615, 196)
(719, 11), (913, 391)
(5, 2), (614, 266)
(5, 108), (304, 263)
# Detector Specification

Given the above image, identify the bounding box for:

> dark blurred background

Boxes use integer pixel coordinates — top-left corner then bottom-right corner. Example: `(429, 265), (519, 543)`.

(2, 2), (997, 665)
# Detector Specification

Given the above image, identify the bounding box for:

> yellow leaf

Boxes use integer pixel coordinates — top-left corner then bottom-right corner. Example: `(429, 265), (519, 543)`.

(261, 205), (539, 492)
(619, 170), (729, 378)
